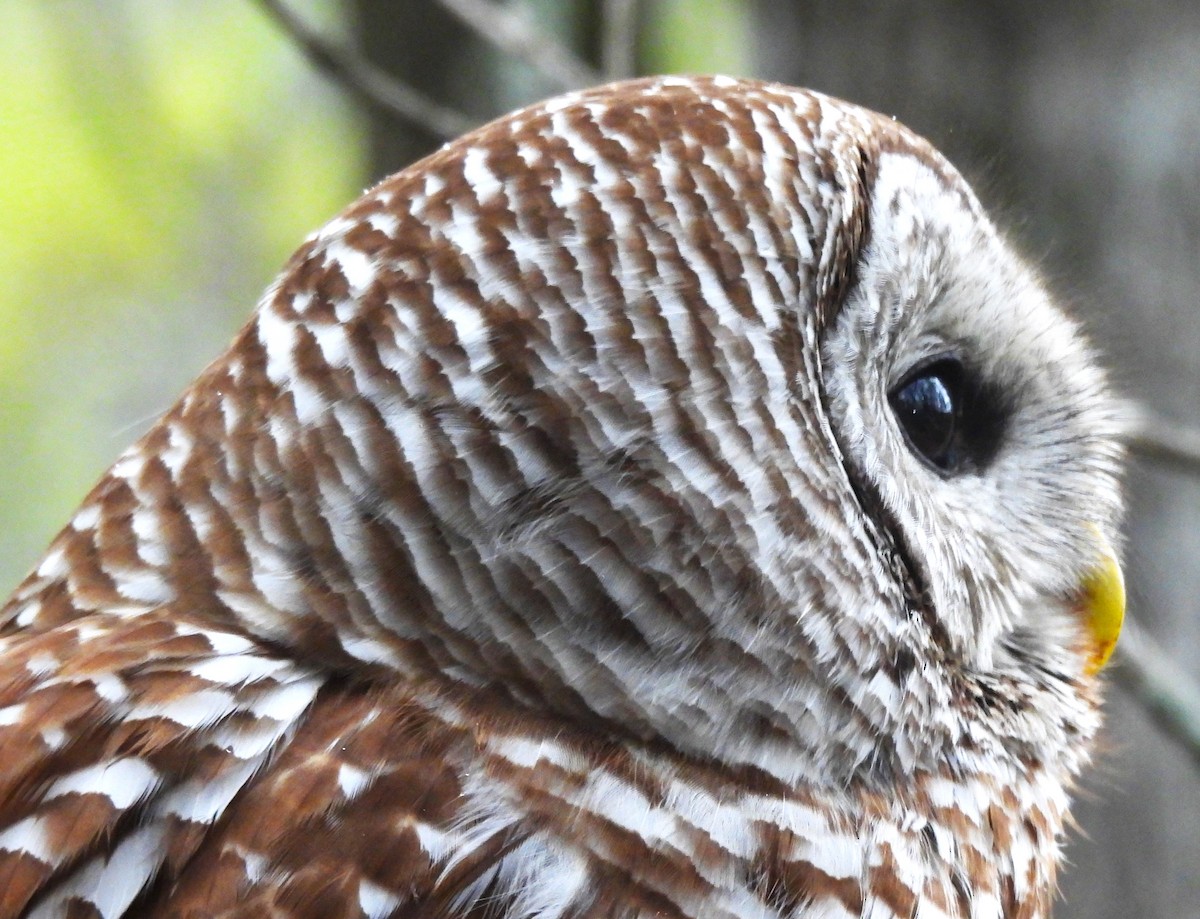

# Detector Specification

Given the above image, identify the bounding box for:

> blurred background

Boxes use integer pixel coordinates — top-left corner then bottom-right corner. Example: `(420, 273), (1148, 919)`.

(0, 1), (1197, 915)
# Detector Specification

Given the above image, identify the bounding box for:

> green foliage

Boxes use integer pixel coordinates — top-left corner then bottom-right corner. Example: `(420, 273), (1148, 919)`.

(0, 1), (364, 591)
(640, 0), (751, 77)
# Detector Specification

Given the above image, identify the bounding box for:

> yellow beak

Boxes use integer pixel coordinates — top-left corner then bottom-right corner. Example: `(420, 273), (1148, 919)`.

(1079, 532), (1125, 676)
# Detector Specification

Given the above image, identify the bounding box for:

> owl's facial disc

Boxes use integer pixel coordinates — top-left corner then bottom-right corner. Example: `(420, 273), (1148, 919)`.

(886, 354), (1125, 673)
(822, 145), (1124, 706)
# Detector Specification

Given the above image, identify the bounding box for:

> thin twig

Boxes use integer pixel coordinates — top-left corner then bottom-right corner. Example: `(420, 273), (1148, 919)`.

(437, 0), (601, 90)
(1113, 619), (1200, 774)
(1126, 408), (1200, 473)
(254, 0), (477, 141)
(601, 0), (639, 81)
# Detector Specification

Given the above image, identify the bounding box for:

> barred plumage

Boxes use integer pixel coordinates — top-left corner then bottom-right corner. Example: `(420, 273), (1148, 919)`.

(0, 76), (1123, 917)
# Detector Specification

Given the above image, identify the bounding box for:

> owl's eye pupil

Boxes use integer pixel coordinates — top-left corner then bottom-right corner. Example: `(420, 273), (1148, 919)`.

(890, 358), (970, 473)
(893, 372), (957, 463)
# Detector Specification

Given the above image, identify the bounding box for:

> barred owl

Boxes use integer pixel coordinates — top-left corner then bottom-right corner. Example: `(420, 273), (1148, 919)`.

(0, 76), (1124, 918)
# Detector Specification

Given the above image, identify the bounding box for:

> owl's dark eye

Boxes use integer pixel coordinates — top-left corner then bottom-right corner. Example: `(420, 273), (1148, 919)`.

(889, 357), (1006, 475)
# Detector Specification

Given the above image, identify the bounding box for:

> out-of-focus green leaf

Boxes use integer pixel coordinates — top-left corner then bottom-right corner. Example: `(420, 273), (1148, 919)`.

(0, 0), (364, 592)
(640, 0), (751, 77)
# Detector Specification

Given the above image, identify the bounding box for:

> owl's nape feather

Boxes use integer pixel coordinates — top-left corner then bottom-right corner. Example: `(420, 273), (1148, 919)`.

(0, 76), (1122, 918)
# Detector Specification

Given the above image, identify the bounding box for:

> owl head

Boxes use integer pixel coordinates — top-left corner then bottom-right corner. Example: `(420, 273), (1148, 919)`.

(16, 76), (1124, 794)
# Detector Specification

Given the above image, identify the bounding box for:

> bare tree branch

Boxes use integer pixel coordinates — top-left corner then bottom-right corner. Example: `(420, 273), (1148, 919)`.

(255, 0), (477, 141)
(1114, 619), (1200, 773)
(1126, 408), (1200, 473)
(601, 0), (639, 81)
(437, 0), (601, 90)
